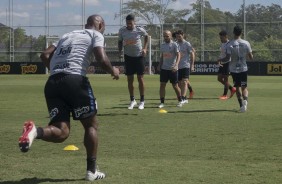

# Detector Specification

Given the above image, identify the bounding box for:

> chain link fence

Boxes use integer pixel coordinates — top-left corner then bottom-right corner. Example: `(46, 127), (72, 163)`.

(0, 0), (281, 63)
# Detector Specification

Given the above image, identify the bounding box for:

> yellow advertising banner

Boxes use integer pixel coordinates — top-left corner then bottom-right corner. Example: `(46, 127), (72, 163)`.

(267, 64), (282, 74)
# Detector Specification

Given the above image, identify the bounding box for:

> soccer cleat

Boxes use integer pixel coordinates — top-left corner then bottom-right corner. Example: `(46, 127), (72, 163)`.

(177, 101), (183, 107)
(182, 99), (189, 104)
(240, 106), (246, 113)
(85, 170), (106, 181)
(158, 103), (164, 108)
(242, 100), (248, 110)
(229, 87), (236, 98)
(19, 121), (37, 152)
(128, 100), (137, 110)
(138, 101), (145, 110)
(188, 91), (194, 99)
(219, 95), (228, 100)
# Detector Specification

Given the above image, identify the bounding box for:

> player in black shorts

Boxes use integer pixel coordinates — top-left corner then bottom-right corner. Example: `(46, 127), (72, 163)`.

(118, 14), (149, 110)
(217, 30), (236, 100)
(18, 15), (119, 181)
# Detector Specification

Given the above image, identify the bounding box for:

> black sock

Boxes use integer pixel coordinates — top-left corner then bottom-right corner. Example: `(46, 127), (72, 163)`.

(130, 96), (135, 101)
(188, 85), (193, 92)
(36, 127), (44, 139)
(223, 87), (228, 95)
(243, 96), (248, 101)
(238, 98), (243, 107)
(87, 157), (96, 173)
(160, 97), (165, 103)
(177, 96), (182, 102)
(140, 95), (144, 102)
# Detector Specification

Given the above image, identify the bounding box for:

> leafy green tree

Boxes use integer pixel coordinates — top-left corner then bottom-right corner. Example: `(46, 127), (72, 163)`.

(235, 3), (282, 61)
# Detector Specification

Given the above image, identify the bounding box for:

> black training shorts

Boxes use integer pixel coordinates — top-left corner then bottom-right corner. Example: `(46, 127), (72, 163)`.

(178, 68), (190, 81)
(231, 71), (248, 87)
(218, 63), (230, 75)
(160, 69), (179, 84)
(44, 73), (97, 124)
(124, 54), (145, 75)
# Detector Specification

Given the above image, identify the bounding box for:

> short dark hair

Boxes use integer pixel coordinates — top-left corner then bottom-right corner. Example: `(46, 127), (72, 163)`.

(219, 30), (227, 36)
(126, 14), (135, 21)
(172, 31), (177, 38)
(233, 25), (242, 36)
(175, 30), (184, 35)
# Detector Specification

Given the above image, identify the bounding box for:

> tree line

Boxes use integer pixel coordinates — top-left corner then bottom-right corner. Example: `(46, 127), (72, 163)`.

(0, 0), (281, 62)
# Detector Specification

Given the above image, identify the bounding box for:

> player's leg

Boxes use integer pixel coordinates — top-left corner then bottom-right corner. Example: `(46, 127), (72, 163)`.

(19, 74), (72, 152)
(81, 115), (105, 181)
(240, 72), (248, 112)
(127, 75), (135, 100)
(187, 81), (194, 99)
(231, 72), (244, 112)
(66, 75), (105, 181)
(178, 68), (187, 103)
(218, 65), (229, 99)
(180, 78), (188, 103)
(159, 69), (168, 108)
(136, 56), (145, 109)
(170, 71), (182, 107)
(224, 63), (236, 98)
(221, 74), (229, 99)
(183, 68), (192, 100)
(124, 55), (137, 109)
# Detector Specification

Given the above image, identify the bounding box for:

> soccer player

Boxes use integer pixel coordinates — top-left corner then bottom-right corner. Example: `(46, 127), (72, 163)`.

(118, 14), (149, 110)
(175, 30), (195, 103)
(18, 15), (120, 181)
(158, 30), (182, 108)
(217, 30), (236, 100)
(229, 25), (253, 112)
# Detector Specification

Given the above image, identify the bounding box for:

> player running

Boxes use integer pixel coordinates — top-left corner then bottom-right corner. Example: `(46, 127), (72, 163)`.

(217, 30), (236, 100)
(18, 14), (119, 181)
(228, 25), (253, 112)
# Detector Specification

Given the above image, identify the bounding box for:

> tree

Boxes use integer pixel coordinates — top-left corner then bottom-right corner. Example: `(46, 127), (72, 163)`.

(235, 3), (282, 61)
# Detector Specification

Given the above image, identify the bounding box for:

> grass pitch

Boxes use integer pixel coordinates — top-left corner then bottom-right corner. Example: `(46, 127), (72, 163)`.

(0, 74), (281, 184)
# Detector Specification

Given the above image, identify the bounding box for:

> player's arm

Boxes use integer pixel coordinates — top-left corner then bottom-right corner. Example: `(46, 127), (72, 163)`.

(173, 52), (181, 72)
(118, 30), (123, 58)
(40, 45), (56, 70)
(118, 40), (123, 58)
(142, 35), (149, 56)
(247, 52), (253, 60)
(218, 53), (231, 64)
(247, 44), (253, 60)
(157, 54), (163, 72)
(190, 48), (195, 71)
(93, 47), (119, 80)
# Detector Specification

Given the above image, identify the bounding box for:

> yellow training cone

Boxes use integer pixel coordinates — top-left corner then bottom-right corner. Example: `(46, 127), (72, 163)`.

(159, 109), (167, 113)
(63, 145), (79, 151)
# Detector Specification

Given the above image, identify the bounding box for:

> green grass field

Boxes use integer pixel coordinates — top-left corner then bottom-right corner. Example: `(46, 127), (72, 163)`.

(0, 74), (281, 184)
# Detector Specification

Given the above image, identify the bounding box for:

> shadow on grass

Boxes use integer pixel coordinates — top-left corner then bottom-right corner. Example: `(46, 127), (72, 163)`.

(0, 177), (84, 184)
(98, 113), (138, 116)
(168, 109), (236, 113)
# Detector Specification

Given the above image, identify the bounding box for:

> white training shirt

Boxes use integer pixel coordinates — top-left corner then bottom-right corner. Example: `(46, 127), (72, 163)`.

(118, 26), (148, 57)
(218, 40), (231, 63)
(50, 29), (104, 76)
(227, 39), (252, 73)
(177, 40), (193, 69)
(160, 41), (180, 70)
